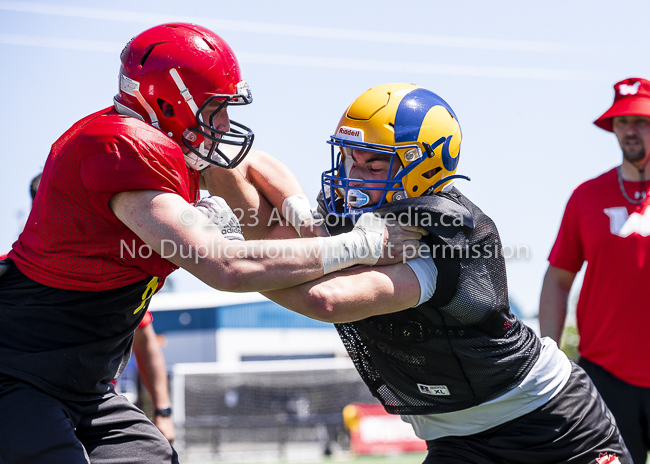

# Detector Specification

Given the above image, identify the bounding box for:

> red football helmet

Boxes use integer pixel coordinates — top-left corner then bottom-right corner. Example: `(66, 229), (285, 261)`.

(114, 23), (254, 170)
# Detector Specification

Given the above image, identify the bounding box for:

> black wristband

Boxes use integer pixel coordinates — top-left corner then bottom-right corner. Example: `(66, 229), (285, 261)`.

(154, 406), (172, 417)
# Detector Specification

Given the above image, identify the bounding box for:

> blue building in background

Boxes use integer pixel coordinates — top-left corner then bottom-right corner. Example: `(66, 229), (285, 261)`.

(147, 291), (347, 366)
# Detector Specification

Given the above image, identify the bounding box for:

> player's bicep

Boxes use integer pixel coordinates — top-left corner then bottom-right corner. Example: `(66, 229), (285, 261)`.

(109, 189), (225, 263)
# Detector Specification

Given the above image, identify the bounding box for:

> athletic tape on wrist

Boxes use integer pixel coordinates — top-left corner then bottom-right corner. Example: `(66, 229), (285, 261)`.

(282, 194), (313, 237)
(317, 212), (385, 274)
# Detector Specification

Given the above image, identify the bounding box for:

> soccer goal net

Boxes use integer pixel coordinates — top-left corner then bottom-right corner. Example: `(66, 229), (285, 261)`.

(171, 357), (378, 460)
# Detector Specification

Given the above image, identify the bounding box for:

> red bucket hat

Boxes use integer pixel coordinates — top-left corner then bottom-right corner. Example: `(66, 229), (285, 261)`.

(594, 78), (650, 132)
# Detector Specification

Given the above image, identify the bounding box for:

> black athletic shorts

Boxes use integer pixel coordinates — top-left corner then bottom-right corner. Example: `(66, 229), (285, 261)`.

(423, 362), (631, 464)
(579, 357), (650, 464)
(0, 261), (151, 400)
(0, 373), (178, 464)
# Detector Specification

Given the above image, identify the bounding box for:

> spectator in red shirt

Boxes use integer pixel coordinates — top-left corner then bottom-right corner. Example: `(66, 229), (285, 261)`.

(539, 77), (650, 464)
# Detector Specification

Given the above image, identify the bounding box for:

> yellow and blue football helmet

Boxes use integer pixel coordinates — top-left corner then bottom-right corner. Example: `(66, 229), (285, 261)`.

(321, 83), (468, 217)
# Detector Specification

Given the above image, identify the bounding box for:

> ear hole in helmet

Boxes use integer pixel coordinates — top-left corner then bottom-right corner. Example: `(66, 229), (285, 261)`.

(157, 99), (175, 117)
(413, 186), (419, 192)
(422, 167), (442, 179)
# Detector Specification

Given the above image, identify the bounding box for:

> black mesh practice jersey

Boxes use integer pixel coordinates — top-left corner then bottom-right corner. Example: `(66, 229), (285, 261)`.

(318, 188), (541, 415)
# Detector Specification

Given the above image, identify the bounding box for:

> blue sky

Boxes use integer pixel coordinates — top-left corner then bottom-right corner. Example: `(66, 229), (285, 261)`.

(1, 0), (649, 316)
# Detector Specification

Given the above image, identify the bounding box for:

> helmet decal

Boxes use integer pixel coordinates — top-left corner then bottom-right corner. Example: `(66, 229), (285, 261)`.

(395, 88), (460, 143)
(441, 135), (459, 171)
(336, 126), (365, 142)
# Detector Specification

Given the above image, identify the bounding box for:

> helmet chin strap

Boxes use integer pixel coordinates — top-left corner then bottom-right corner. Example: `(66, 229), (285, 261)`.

(169, 68), (211, 170)
(169, 68), (200, 116)
(184, 151), (210, 171)
(185, 147), (230, 171)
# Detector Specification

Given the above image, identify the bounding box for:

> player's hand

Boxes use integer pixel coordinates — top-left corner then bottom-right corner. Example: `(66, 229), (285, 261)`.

(298, 211), (330, 238)
(195, 196), (245, 241)
(152, 415), (176, 444)
(282, 195), (329, 238)
(376, 223), (428, 266)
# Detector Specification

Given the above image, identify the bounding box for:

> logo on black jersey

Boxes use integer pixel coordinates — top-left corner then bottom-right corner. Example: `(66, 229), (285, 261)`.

(417, 384), (450, 396)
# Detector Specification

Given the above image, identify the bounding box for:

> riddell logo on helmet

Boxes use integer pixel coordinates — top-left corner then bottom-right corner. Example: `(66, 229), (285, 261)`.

(619, 81), (641, 96)
(337, 126), (364, 142)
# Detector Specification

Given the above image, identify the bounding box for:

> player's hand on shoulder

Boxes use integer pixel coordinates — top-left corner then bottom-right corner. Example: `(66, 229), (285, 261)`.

(344, 212), (426, 267)
(377, 221), (428, 266)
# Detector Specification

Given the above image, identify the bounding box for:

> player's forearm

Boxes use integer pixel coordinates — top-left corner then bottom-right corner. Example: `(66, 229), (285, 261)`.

(111, 190), (321, 291)
(245, 152), (327, 237)
(112, 191), (395, 293)
(184, 238), (325, 292)
(135, 354), (171, 410)
(181, 213), (401, 292)
(132, 328), (171, 409)
(538, 268), (573, 342)
(263, 264), (420, 323)
(538, 296), (568, 342)
(203, 150), (325, 238)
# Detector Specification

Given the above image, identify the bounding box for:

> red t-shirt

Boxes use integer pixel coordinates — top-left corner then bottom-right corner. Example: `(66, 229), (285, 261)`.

(549, 167), (650, 387)
(9, 107), (200, 291)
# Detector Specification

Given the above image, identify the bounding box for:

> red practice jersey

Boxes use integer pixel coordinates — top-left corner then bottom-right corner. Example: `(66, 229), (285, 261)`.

(549, 168), (650, 387)
(9, 107), (200, 291)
